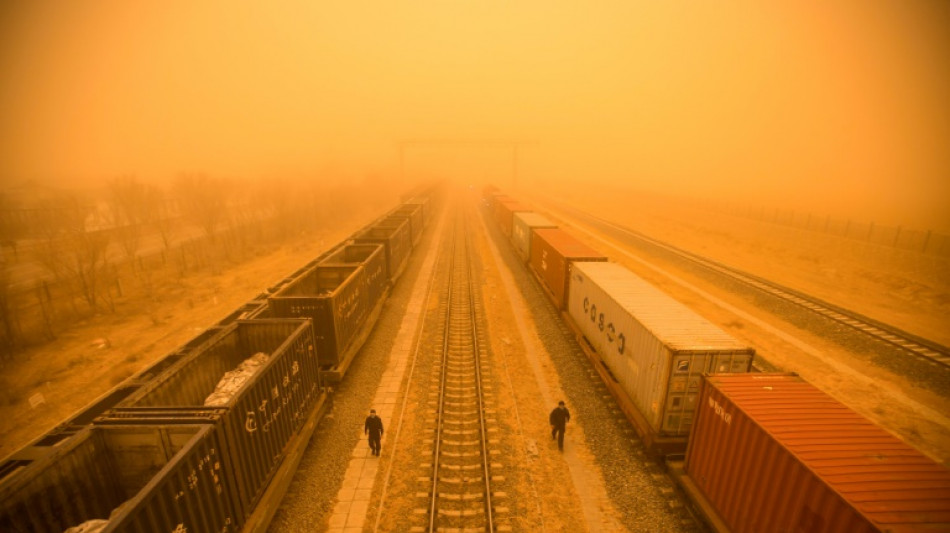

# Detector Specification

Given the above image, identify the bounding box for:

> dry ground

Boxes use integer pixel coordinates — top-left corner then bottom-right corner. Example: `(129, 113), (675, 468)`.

(3, 184), (948, 474)
(0, 221), (370, 459)
(536, 184), (950, 467)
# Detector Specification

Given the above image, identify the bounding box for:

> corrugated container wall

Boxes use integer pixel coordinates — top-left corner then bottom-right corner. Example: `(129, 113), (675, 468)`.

(567, 262), (754, 440)
(684, 373), (950, 532)
(511, 212), (557, 261)
(384, 202), (424, 246)
(494, 200), (531, 237)
(529, 228), (607, 309)
(113, 319), (323, 518)
(353, 219), (412, 283)
(269, 265), (369, 366)
(319, 244), (388, 322)
(408, 197), (430, 223)
(0, 424), (239, 533)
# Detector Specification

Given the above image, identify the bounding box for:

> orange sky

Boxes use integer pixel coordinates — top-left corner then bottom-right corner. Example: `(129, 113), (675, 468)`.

(1, 1), (948, 229)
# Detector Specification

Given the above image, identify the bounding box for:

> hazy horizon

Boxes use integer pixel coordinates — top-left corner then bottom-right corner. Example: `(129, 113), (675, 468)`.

(2, 2), (948, 230)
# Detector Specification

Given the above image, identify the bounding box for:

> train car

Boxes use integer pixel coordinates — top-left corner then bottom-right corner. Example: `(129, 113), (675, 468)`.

(675, 373), (950, 532)
(484, 192), (510, 212)
(511, 212), (557, 262)
(382, 202), (424, 247)
(567, 261), (754, 454)
(108, 319), (325, 521)
(320, 243), (389, 303)
(0, 189), (435, 533)
(402, 197), (431, 230)
(493, 199), (531, 237)
(352, 218), (412, 284)
(268, 265), (379, 373)
(0, 421), (239, 533)
(529, 227), (607, 310)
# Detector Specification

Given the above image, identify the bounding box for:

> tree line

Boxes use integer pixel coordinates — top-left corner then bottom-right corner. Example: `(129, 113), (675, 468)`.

(0, 174), (400, 359)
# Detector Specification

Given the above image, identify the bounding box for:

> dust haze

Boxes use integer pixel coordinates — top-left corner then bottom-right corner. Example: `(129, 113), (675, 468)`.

(1, 1), (948, 230)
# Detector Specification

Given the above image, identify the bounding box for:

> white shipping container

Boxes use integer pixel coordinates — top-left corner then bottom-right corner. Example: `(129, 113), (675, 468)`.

(511, 212), (557, 261)
(567, 262), (754, 438)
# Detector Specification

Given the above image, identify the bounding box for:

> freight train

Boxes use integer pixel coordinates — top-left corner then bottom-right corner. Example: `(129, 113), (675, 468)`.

(481, 186), (950, 533)
(0, 185), (441, 533)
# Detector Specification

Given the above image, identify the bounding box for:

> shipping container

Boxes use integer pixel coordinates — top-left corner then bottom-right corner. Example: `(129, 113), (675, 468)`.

(268, 266), (369, 367)
(568, 261), (754, 452)
(0, 423), (239, 533)
(682, 373), (950, 533)
(353, 219), (412, 284)
(493, 199), (531, 237)
(486, 193), (510, 212)
(511, 212), (557, 261)
(113, 319), (324, 518)
(529, 227), (607, 309)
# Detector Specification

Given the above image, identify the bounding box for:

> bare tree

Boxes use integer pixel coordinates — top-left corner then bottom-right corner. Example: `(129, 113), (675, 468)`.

(174, 173), (228, 243)
(0, 194), (24, 263)
(34, 194), (111, 311)
(107, 175), (148, 268)
(151, 187), (178, 253)
(0, 265), (15, 358)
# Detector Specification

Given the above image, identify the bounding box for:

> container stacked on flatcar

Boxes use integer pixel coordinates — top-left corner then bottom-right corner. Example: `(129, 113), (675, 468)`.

(678, 373), (950, 532)
(511, 211), (557, 262)
(529, 227), (607, 310)
(482, 187), (950, 530)
(568, 261), (754, 453)
(493, 198), (531, 237)
(0, 186), (442, 532)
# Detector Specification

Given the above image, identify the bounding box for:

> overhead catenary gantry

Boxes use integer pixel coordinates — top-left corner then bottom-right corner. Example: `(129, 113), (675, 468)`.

(396, 139), (537, 187)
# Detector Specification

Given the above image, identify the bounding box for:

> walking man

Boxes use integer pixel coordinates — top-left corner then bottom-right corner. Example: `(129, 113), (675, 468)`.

(549, 401), (570, 451)
(364, 408), (384, 456)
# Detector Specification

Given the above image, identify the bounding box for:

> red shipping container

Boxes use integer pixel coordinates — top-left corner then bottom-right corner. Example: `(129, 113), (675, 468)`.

(683, 373), (950, 533)
(528, 228), (606, 309)
(494, 200), (531, 237)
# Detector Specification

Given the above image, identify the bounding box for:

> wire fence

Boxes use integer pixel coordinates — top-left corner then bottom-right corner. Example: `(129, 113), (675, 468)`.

(728, 205), (950, 258)
(0, 215), (302, 359)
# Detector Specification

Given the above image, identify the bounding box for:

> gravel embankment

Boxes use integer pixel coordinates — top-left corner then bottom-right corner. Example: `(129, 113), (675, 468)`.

(481, 208), (704, 532)
(267, 229), (433, 532)
(269, 200), (705, 532)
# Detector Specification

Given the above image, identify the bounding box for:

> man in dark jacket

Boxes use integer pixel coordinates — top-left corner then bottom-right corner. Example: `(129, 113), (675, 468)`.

(364, 408), (384, 456)
(549, 401), (570, 451)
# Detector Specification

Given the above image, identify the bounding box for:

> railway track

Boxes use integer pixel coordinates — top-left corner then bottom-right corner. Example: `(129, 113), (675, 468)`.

(423, 210), (497, 532)
(378, 208), (503, 533)
(546, 199), (950, 370)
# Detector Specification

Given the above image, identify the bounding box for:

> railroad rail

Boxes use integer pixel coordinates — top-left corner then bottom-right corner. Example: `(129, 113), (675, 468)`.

(546, 200), (950, 370)
(424, 210), (498, 532)
(390, 208), (504, 532)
